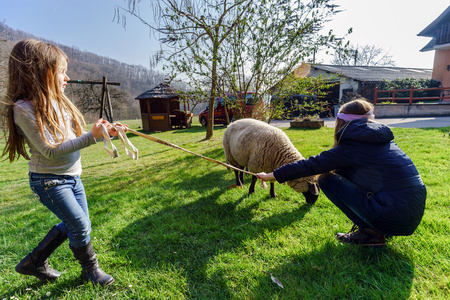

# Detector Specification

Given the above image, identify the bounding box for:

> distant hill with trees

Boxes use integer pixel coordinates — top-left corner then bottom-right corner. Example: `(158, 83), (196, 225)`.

(0, 22), (166, 121)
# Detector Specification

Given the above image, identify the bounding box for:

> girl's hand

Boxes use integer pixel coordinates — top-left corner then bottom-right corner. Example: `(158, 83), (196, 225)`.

(256, 172), (276, 182)
(106, 122), (128, 137)
(90, 119), (105, 140)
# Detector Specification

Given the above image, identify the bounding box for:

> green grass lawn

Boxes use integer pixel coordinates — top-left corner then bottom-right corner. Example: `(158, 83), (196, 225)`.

(1, 119), (449, 299)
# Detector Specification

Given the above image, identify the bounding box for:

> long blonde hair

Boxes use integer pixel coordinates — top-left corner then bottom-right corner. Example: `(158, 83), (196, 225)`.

(333, 98), (374, 147)
(1, 39), (86, 162)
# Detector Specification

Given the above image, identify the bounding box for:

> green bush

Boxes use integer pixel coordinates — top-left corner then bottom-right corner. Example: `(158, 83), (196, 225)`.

(377, 78), (441, 102)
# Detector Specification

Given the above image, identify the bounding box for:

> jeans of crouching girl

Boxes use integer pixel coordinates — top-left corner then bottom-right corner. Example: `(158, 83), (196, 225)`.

(318, 172), (385, 234)
(318, 172), (426, 236)
(29, 172), (91, 249)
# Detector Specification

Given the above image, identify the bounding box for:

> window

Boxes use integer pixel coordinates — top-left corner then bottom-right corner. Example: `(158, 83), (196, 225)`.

(150, 99), (167, 113)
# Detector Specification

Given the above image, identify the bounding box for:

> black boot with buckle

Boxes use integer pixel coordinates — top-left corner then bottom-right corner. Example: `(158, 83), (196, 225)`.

(336, 224), (387, 247)
(70, 241), (114, 286)
(15, 225), (68, 281)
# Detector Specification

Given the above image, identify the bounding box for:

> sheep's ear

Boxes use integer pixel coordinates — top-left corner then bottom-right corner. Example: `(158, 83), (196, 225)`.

(308, 182), (319, 195)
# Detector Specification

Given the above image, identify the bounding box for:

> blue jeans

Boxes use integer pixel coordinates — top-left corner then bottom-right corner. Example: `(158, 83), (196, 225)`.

(29, 172), (91, 248)
(318, 173), (426, 236)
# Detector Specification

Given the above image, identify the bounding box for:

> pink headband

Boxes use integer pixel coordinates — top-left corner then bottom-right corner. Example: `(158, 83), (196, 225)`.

(337, 109), (375, 122)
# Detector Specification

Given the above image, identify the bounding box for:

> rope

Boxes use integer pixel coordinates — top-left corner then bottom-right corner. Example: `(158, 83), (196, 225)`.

(124, 127), (258, 177)
(101, 124), (119, 158)
(101, 123), (138, 159)
(115, 125), (138, 159)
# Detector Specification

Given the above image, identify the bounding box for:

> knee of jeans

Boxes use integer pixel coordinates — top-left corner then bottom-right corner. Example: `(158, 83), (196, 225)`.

(68, 226), (91, 248)
(69, 218), (91, 238)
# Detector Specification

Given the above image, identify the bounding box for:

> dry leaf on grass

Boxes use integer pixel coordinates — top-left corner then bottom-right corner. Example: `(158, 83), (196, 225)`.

(262, 270), (284, 289)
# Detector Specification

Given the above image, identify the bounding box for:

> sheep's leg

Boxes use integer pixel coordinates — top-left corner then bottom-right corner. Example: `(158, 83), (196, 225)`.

(270, 182), (277, 198)
(248, 175), (257, 195)
(234, 169), (244, 187)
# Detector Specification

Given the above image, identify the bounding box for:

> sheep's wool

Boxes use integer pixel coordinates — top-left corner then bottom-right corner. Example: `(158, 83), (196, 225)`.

(223, 118), (319, 200)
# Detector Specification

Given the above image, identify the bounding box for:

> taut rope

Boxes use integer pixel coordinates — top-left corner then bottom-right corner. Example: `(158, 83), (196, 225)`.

(106, 123), (258, 177)
(126, 128), (257, 176)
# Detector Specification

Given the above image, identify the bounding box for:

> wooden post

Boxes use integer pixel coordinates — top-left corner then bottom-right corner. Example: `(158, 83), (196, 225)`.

(68, 80), (120, 86)
(105, 84), (114, 123)
(409, 85), (414, 104)
(67, 78), (120, 122)
(392, 87), (396, 103)
(374, 87), (378, 104)
(99, 76), (107, 119)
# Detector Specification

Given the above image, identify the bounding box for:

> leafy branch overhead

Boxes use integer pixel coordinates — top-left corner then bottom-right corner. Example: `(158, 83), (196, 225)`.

(117, 0), (347, 138)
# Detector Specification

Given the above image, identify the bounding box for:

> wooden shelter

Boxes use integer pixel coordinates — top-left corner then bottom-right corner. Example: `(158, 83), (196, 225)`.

(135, 82), (192, 132)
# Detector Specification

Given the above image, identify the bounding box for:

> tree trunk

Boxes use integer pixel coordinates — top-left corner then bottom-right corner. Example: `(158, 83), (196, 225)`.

(206, 41), (219, 140)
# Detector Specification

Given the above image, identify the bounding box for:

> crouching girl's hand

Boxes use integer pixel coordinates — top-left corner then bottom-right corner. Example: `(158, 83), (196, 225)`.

(256, 172), (276, 182)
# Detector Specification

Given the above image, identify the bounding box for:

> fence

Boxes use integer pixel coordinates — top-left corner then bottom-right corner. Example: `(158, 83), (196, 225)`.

(374, 86), (450, 104)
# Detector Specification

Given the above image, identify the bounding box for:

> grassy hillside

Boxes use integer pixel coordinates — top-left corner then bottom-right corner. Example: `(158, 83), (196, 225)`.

(0, 23), (167, 121)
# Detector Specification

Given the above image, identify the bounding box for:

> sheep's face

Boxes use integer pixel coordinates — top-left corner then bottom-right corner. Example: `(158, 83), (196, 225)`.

(286, 178), (310, 193)
(286, 175), (320, 204)
(286, 175), (318, 193)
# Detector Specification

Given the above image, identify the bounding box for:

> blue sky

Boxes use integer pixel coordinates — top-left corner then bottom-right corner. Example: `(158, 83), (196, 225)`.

(0, 0), (158, 67)
(0, 0), (448, 69)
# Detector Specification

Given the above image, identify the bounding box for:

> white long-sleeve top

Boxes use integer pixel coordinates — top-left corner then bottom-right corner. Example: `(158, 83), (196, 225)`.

(14, 100), (97, 176)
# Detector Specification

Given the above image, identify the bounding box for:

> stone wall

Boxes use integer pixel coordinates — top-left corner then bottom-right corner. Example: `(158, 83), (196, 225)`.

(374, 103), (450, 118)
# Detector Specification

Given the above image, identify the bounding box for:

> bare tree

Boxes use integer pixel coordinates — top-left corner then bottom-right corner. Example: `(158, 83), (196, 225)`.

(332, 43), (396, 66)
(116, 0), (253, 139)
(116, 1), (343, 138)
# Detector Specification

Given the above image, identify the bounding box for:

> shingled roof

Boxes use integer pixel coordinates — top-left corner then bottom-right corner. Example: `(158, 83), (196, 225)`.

(311, 64), (432, 83)
(135, 82), (179, 100)
(418, 5), (450, 38)
(417, 5), (450, 52)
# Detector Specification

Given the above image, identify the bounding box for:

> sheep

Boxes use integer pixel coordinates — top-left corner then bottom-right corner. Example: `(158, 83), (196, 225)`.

(222, 118), (320, 204)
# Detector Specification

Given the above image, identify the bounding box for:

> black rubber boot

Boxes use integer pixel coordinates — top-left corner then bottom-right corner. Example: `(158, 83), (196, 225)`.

(71, 241), (114, 286)
(15, 225), (68, 281)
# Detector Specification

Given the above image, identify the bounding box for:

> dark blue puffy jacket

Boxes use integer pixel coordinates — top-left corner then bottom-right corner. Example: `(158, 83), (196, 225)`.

(274, 119), (426, 235)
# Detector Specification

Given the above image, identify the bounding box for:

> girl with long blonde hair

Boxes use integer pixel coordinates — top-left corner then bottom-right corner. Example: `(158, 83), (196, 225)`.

(1, 39), (121, 286)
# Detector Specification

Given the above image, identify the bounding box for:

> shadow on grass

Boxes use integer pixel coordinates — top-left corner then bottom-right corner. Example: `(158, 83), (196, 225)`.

(249, 242), (414, 299)
(3, 271), (90, 299)
(112, 194), (313, 298)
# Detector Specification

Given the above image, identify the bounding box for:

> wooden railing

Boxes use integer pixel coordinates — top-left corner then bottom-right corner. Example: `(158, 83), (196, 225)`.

(374, 86), (450, 104)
